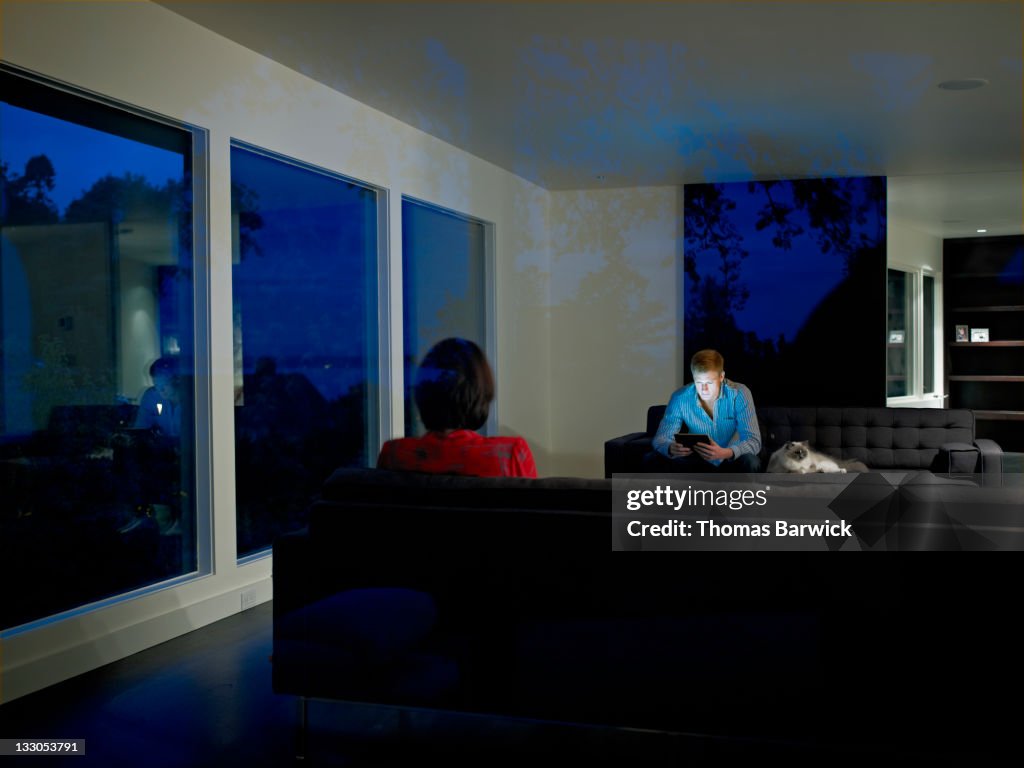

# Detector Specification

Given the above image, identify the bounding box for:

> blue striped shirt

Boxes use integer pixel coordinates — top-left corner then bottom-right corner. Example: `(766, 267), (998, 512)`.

(652, 380), (761, 466)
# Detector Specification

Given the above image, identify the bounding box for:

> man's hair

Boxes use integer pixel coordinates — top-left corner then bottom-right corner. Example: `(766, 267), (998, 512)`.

(149, 356), (179, 380)
(690, 349), (724, 375)
(414, 338), (495, 432)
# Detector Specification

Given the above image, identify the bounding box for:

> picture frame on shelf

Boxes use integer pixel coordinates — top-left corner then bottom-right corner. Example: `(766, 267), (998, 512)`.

(970, 327), (990, 343)
(955, 324), (969, 342)
(888, 330), (905, 344)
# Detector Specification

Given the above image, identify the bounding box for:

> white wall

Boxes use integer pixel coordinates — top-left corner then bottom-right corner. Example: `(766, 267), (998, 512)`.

(887, 217), (943, 275)
(1, 0), (553, 702)
(548, 187), (681, 477)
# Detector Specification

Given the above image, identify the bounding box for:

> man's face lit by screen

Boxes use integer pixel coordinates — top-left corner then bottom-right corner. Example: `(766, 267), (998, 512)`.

(693, 370), (724, 404)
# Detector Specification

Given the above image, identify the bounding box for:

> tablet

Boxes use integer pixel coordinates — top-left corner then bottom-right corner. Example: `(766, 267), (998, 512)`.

(674, 432), (712, 447)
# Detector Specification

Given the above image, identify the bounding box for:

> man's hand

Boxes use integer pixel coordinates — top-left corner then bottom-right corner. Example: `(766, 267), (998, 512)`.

(668, 441), (692, 457)
(693, 439), (734, 462)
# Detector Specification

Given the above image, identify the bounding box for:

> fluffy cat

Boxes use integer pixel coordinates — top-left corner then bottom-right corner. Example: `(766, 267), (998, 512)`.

(768, 440), (848, 474)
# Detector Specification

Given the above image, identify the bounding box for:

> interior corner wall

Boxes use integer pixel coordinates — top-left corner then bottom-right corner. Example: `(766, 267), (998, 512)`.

(547, 187), (681, 478)
(0, 0), (552, 701)
(887, 217), (943, 274)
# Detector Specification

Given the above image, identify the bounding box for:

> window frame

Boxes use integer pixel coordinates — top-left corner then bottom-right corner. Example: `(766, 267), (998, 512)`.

(886, 262), (943, 406)
(0, 62), (213, 633)
(228, 139), (389, 562)
(399, 195), (497, 435)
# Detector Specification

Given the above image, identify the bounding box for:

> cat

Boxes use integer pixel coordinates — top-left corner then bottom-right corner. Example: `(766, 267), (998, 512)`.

(768, 440), (848, 474)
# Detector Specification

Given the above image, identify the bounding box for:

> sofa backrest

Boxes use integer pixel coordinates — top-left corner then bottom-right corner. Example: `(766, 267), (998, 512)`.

(645, 405), (668, 436)
(319, 467), (610, 511)
(646, 404), (977, 470)
(46, 403), (138, 455)
(311, 467), (613, 556)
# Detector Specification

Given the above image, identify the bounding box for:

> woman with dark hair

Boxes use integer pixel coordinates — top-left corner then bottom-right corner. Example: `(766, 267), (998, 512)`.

(377, 338), (537, 477)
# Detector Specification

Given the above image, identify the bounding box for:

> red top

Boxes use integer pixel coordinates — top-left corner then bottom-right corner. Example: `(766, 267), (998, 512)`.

(377, 430), (538, 478)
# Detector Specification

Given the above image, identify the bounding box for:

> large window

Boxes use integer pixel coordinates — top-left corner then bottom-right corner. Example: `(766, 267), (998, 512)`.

(230, 143), (380, 557)
(0, 68), (204, 630)
(887, 265), (940, 402)
(684, 176), (887, 406)
(402, 198), (490, 435)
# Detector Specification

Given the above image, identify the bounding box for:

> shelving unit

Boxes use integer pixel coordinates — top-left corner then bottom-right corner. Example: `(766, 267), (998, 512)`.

(943, 235), (1024, 452)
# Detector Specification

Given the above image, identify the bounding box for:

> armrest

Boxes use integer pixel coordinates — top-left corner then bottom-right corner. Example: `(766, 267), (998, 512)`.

(272, 530), (314, 618)
(974, 439), (1003, 480)
(604, 432), (653, 478)
(606, 431), (649, 447)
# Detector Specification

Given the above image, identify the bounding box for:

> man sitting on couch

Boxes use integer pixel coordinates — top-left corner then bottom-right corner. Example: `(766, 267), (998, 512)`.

(644, 349), (762, 473)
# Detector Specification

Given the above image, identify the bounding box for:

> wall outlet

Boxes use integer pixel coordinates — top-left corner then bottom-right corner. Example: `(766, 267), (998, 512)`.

(240, 587), (258, 611)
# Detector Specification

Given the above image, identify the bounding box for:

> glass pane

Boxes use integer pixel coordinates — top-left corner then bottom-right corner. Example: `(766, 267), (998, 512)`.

(887, 269), (909, 397)
(922, 275), (935, 394)
(1, 74), (197, 630)
(401, 199), (487, 435)
(231, 145), (378, 558)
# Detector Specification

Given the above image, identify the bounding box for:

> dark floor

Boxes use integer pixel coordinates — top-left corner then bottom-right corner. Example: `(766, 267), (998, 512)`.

(1, 603), (781, 768)
(1, 602), (1018, 767)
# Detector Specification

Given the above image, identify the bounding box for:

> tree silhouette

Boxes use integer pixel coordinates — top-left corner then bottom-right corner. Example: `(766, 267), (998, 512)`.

(684, 184), (753, 365)
(1, 155), (60, 226)
(64, 172), (179, 224)
(751, 179), (804, 250)
(684, 183), (748, 286)
(788, 177), (882, 274)
(684, 176), (887, 405)
(231, 181), (264, 259)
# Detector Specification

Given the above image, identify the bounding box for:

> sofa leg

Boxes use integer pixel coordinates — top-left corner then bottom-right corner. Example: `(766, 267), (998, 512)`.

(295, 696), (308, 762)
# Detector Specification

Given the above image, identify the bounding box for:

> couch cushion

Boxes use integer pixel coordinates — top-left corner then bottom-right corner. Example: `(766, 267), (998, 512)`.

(277, 587), (438, 663)
(46, 403), (138, 455)
(935, 443), (981, 474)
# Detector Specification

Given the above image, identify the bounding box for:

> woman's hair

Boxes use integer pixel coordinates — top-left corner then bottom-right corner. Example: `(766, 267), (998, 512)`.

(414, 338), (495, 432)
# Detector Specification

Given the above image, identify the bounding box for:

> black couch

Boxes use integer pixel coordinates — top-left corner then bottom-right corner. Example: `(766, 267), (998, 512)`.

(271, 466), (1022, 762)
(604, 405), (1003, 477)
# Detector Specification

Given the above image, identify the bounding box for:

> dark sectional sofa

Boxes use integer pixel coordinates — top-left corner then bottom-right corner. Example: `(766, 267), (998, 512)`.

(604, 405), (1004, 477)
(273, 468), (832, 758)
(272, 464), (1022, 762)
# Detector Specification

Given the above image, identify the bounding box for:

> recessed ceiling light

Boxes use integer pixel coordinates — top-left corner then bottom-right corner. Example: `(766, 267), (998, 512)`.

(937, 78), (989, 91)
(977, 228), (988, 233)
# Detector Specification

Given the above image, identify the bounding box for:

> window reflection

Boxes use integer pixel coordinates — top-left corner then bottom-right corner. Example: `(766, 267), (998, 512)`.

(402, 199), (488, 436)
(230, 144), (379, 558)
(0, 71), (198, 629)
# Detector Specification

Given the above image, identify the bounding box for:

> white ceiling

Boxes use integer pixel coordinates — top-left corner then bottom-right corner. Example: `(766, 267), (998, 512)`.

(158, 1), (1023, 237)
